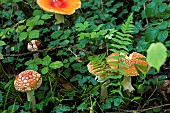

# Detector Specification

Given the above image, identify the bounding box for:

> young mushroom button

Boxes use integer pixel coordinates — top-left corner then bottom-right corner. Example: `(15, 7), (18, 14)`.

(14, 70), (42, 92)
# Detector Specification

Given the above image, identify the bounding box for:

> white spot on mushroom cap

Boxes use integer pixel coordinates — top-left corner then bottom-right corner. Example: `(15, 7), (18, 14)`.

(14, 70), (42, 92)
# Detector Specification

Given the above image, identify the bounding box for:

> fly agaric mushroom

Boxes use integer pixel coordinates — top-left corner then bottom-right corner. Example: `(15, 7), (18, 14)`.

(87, 61), (110, 102)
(27, 40), (40, 58)
(14, 70), (42, 113)
(36, 0), (81, 24)
(87, 62), (107, 82)
(107, 52), (150, 93)
(27, 40), (40, 52)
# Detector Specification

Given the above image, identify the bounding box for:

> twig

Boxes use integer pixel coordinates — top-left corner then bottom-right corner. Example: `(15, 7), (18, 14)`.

(3, 45), (94, 57)
(141, 88), (157, 109)
(143, 3), (148, 25)
(140, 103), (170, 112)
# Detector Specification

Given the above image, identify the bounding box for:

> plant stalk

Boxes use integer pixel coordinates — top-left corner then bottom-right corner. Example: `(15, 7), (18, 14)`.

(27, 91), (36, 113)
(100, 80), (110, 102)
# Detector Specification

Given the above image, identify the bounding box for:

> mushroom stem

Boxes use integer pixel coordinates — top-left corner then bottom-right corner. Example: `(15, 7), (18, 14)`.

(55, 13), (64, 24)
(121, 76), (135, 93)
(100, 80), (110, 102)
(27, 91), (36, 113)
(33, 53), (39, 59)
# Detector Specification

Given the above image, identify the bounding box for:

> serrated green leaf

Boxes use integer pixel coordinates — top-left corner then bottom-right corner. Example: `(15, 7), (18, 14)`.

(147, 42), (167, 72)
(49, 61), (63, 69)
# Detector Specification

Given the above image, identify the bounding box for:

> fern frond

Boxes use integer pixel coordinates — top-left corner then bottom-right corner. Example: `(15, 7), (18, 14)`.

(121, 13), (135, 34)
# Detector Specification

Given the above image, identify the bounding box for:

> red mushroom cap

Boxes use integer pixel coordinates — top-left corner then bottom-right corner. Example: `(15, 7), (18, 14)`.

(123, 52), (150, 76)
(36, 0), (81, 15)
(107, 52), (150, 76)
(106, 53), (126, 69)
(87, 62), (107, 78)
(14, 70), (42, 92)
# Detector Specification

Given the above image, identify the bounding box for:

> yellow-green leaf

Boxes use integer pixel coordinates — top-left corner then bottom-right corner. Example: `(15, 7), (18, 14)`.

(146, 42), (167, 72)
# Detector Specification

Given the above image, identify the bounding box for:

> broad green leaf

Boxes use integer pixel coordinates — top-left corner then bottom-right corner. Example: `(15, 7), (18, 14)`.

(147, 42), (167, 72)
(49, 61), (63, 69)
(26, 64), (38, 70)
(158, 3), (167, 12)
(113, 97), (124, 106)
(145, 27), (159, 42)
(157, 30), (168, 42)
(19, 32), (28, 41)
(157, 21), (167, 30)
(33, 10), (43, 16)
(42, 55), (51, 66)
(41, 14), (53, 20)
(0, 40), (6, 46)
(51, 30), (63, 39)
(76, 21), (90, 31)
(41, 67), (49, 74)
(29, 30), (39, 38)
(145, 2), (157, 17)
(16, 25), (26, 32)
(59, 40), (69, 46)
(26, 15), (40, 27)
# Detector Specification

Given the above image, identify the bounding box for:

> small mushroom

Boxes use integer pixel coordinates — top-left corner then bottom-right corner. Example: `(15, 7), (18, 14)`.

(27, 40), (40, 52)
(87, 62), (109, 102)
(87, 62), (107, 82)
(27, 40), (40, 58)
(107, 52), (150, 93)
(36, 0), (81, 24)
(14, 70), (42, 113)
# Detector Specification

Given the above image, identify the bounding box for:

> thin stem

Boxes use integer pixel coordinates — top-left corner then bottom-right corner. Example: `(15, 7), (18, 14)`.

(55, 13), (64, 24)
(27, 91), (36, 113)
(100, 80), (110, 102)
